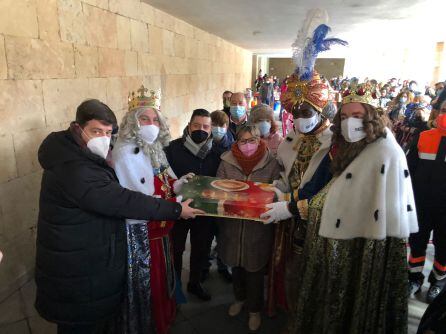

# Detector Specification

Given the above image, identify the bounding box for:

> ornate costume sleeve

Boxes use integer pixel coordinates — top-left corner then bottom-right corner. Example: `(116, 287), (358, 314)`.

(288, 152), (332, 219)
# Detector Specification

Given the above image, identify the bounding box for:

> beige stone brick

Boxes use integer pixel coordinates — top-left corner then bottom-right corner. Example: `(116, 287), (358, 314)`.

(5, 36), (75, 80)
(185, 37), (198, 59)
(0, 0), (38, 38)
(74, 44), (98, 77)
(142, 75), (161, 92)
(165, 74), (188, 97)
(106, 77), (126, 115)
(116, 15), (131, 50)
(88, 78), (108, 102)
(0, 226), (37, 300)
(154, 8), (175, 31)
(140, 2), (154, 25)
(58, 0), (86, 44)
(148, 25), (163, 55)
(161, 56), (187, 75)
(36, 0), (60, 41)
(43, 78), (107, 125)
(130, 20), (149, 52)
(174, 19), (193, 38)
(109, 0), (141, 20)
(137, 53), (160, 76)
(125, 50), (138, 76)
(84, 4), (118, 48)
(193, 27), (205, 42)
(0, 172), (42, 241)
(137, 53), (150, 75)
(209, 45), (217, 62)
(187, 59), (198, 75)
(82, 0), (108, 9)
(198, 41), (209, 60)
(174, 34), (185, 58)
(0, 80), (45, 135)
(106, 76), (143, 119)
(0, 36), (6, 79)
(14, 127), (57, 177)
(162, 30), (175, 56)
(98, 48), (126, 77)
(0, 134), (17, 183)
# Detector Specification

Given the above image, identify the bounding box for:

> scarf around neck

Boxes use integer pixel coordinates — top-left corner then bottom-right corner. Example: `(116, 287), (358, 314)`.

(182, 127), (213, 159)
(231, 139), (267, 176)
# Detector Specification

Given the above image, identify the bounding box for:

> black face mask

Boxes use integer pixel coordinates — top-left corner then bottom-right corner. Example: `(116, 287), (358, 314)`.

(190, 130), (209, 144)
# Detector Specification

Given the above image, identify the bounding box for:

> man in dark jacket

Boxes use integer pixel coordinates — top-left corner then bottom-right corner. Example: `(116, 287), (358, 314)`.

(35, 99), (201, 333)
(222, 90), (233, 118)
(407, 100), (446, 303)
(165, 109), (221, 301)
(228, 92), (248, 139)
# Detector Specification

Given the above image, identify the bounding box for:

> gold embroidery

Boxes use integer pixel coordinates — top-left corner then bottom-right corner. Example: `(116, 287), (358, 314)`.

(156, 170), (173, 199)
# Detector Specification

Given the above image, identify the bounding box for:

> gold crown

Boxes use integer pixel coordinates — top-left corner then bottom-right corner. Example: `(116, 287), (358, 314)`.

(128, 85), (161, 111)
(342, 83), (378, 107)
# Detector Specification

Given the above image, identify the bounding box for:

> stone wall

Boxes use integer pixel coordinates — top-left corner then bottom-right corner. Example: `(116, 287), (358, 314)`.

(0, 0), (252, 305)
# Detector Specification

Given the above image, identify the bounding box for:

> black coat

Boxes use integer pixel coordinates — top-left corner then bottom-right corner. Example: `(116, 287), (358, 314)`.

(407, 131), (446, 209)
(35, 128), (182, 325)
(165, 138), (221, 178)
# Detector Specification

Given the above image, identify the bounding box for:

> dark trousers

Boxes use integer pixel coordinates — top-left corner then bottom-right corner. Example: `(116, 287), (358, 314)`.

(172, 216), (213, 285)
(205, 220), (229, 272)
(409, 207), (446, 285)
(232, 266), (265, 313)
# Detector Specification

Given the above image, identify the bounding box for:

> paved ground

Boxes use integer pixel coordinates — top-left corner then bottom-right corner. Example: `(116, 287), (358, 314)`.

(170, 241), (434, 334)
(0, 241), (434, 333)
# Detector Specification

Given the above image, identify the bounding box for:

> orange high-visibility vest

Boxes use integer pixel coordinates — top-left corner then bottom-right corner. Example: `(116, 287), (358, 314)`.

(418, 128), (445, 160)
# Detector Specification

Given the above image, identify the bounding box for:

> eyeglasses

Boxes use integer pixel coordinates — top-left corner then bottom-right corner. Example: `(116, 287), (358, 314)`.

(238, 137), (258, 145)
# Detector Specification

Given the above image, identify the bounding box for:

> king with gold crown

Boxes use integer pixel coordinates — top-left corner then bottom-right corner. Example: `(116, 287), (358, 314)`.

(112, 85), (189, 334)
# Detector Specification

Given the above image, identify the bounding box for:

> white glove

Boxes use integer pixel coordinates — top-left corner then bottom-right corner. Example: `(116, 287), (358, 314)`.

(173, 173), (195, 194)
(260, 201), (292, 224)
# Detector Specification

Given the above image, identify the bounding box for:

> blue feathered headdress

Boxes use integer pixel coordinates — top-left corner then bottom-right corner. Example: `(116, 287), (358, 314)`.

(292, 10), (348, 81)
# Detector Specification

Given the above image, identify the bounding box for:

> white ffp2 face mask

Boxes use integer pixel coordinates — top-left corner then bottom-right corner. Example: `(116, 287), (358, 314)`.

(341, 117), (367, 143)
(87, 136), (111, 159)
(294, 114), (320, 134)
(139, 124), (160, 144)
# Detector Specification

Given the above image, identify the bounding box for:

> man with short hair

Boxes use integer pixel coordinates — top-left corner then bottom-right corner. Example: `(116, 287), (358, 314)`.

(222, 90), (233, 118)
(35, 99), (200, 333)
(166, 109), (222, 301)
(228, 92), (248, 139)
(199, 110), (234, 283)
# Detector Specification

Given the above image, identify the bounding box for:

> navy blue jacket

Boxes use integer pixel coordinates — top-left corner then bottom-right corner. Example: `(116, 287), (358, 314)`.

(165, 138), (222, 178)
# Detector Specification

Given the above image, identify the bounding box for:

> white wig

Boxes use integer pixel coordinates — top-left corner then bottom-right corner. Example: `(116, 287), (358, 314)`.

(118, 106), (171, 169)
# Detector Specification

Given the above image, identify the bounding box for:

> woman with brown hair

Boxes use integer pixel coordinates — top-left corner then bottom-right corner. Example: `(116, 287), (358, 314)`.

(285, 86), (418, 333)
(216, 125), (281, 332)
(388, 90), (414, 122)
(249, 104), (283, 155)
